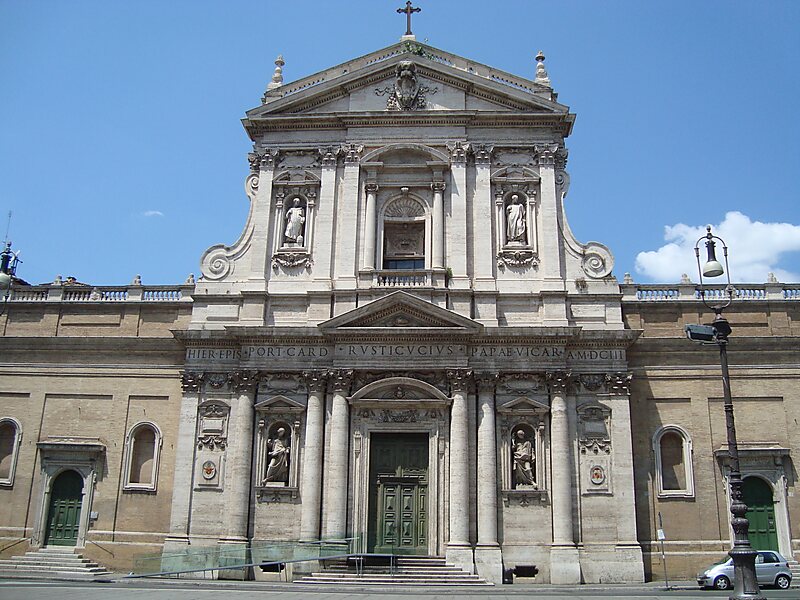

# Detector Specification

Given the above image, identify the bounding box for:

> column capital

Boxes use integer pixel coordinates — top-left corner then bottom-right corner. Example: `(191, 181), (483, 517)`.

(248, 148), (278, 172)
(446, 141), (469, 165)
(327, 369), (354, 394)
(473, 144), (493, 165)
(475, 372), (498, 392)
(229, 370), (260, 393)
(546, 371), (571, 395)
(534, 143), (559, 167)
(365, 182), (379, 194)
(431, 181), (446, 193)
(180, 371), (205, 392)
(341, 143), (364, 164)
(302, 370), (329, 393)
(605, 372), (632, 395)
(447, 369), (474, 394)
(319, 146), (340, 167)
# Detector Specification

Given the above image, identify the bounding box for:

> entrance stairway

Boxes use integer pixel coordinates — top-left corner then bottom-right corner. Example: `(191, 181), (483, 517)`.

(295, 555), (491, 586)
(0, 547), (113, 581)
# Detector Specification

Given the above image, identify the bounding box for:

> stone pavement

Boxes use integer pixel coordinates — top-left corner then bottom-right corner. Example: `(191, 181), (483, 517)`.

(0, 578), (797, 600)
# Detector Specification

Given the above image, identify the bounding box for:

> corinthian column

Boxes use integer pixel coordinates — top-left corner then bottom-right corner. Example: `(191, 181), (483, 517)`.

(362, 183), (379, 271)
(446, 369), (474, 574)
(431, 181), (446, 269)
(222, 370), (260, 543)
(547, 371), (581, 584)
(474, 373), (503, 584)
(323, 369), (352, 540)
(299, 371), (328, 541)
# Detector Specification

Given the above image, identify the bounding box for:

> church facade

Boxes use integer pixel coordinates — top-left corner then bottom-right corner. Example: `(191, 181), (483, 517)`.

(1, 38), (798, 585)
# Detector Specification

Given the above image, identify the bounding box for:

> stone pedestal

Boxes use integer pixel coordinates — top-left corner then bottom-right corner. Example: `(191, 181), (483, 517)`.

(475, 544), (503, 585)
(550, 545), (581, 584)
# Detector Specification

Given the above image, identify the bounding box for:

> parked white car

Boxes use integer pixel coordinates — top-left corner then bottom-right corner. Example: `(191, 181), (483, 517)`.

(696, 550), (792, 590)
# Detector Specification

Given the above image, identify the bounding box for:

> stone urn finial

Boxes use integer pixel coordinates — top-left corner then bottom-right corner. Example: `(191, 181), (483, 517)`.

(267, 55), (285, 91)
(535, 50), (551, 87)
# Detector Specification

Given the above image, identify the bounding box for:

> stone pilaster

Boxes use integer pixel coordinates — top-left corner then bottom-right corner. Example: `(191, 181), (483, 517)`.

(446, 369), (474, 574)
(247, 150), (277, 278)
(547, 371), (581, 584)
(164, 372), (204, 549)
(474, 373), (502, 584)
(299, 371), (328, 541)
(333, 145), (362, 287)
(323, 369), (353, 539)
(473, 149), (494, 282)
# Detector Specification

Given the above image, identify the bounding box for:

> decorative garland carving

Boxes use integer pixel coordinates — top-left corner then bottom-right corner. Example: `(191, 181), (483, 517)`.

(497, 249), (539, 269)
(197, 402), (229, 450)
(380, 409), (418, 423)
(272, 251), (312, 270)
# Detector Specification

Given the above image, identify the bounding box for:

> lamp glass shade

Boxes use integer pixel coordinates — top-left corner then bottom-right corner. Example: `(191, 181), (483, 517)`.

(702, 260), (724, 278)
(0, 272), (11, 290)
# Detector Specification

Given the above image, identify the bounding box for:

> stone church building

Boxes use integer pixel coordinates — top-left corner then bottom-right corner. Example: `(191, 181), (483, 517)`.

(1, 36), (798, 585)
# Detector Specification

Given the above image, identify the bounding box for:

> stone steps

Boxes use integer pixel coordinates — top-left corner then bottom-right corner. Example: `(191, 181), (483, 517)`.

(0, 547), (114, 581)
(296, 556), (491, 586)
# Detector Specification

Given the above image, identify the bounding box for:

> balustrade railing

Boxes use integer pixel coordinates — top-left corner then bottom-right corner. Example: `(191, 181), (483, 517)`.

(624, 282), (799, 302)
(374, 270), (431, 288)
(7, 284), (192, 303)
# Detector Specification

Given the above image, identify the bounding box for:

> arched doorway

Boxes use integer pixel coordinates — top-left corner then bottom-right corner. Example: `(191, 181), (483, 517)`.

(45, 470), (83, 546)
(743, 477), (778, 551)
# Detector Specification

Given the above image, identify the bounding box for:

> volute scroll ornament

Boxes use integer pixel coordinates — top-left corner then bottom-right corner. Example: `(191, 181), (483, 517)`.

(581, 242), (614, 279)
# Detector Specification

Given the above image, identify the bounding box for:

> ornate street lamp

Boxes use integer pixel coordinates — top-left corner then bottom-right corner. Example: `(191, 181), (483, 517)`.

(685, 226), (764, 600)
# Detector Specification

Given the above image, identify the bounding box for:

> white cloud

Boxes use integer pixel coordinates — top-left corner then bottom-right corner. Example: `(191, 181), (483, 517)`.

(142, 210), (164, 218)
(635, 211), (800, 283)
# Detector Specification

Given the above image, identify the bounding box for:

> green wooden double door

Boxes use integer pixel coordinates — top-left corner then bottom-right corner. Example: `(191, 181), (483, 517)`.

(45, 470), (83, 546)
(743, 476), (779, 551)
(368, 433), (429, 555)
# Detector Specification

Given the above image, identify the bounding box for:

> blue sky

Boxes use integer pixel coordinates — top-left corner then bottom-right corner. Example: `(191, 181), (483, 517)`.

(1, 0), (799, 285)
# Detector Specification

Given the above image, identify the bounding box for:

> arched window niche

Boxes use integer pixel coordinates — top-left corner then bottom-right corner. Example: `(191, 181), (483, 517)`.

(0, 417), (22, 487)
(381, 194), (429, 268)
(254, 395), (303, 501)
(123, 422), (162, 492)
(653, 425), (694, 498)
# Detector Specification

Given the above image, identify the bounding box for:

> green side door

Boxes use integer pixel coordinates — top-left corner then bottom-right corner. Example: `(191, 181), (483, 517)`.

(45, 470), (83, 546)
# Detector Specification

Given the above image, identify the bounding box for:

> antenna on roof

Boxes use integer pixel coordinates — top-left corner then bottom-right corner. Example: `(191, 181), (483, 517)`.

(2, 211), (10, 245)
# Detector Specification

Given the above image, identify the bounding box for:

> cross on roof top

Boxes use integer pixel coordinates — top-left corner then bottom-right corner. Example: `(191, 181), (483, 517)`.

(397, 2), (421, 37)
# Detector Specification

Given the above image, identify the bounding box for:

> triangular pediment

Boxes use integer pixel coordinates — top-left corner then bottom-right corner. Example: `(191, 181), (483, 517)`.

(245, 42), (569, 124)
(497, 396), (550, 413)
(254, 395), (305, 411)
(319, 291), (483, 334)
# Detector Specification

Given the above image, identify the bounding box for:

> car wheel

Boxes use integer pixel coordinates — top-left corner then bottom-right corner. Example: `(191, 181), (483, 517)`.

(714, 575), (731, 590)
(775, 574), (791, 589)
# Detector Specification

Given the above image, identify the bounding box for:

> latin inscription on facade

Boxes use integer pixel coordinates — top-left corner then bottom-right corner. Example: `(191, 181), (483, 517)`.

(186, 345), (625, 365)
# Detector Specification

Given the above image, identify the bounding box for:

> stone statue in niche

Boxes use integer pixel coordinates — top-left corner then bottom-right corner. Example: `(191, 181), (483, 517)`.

(264, 426), (290, 485)
(512, 429), (536, 488)
(284, 198), (306, 247)
(506, 194), (527, 245)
